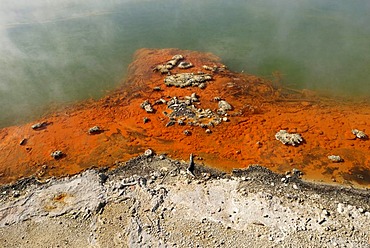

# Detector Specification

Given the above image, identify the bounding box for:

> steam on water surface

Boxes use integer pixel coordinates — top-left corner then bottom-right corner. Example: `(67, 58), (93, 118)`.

(1, 0), (370, 127)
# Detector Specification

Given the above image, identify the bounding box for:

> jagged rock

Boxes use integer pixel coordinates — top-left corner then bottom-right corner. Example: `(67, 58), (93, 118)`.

(352, 129), (367, 139)
(140, 100), (154, 113)
(218, 100), (232, 111)
(153, 54), (184, 73)
(164, 73), (212, 88)
(275, 130), (303, 146)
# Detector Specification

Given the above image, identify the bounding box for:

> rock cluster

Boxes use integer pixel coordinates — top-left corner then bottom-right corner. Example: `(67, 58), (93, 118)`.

(202, 64), (227, 72)
(164, 94), (222, 129)
(153, 54), (184, 74)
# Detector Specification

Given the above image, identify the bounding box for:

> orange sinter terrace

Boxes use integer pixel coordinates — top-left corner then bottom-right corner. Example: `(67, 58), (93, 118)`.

(0, 48), (369, 188)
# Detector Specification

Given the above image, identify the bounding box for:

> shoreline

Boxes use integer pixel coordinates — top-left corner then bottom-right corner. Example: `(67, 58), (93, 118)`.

(0, 48), (369, 188)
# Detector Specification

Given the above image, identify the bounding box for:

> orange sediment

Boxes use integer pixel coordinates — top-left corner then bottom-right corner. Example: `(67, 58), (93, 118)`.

(0, 48), (369, 187)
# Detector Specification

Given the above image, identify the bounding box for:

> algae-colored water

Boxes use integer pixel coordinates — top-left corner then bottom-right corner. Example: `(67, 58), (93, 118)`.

(1, 0), (370, 127)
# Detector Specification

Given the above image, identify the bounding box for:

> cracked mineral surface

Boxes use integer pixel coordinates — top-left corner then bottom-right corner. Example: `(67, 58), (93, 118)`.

(0, 156), (369, 247)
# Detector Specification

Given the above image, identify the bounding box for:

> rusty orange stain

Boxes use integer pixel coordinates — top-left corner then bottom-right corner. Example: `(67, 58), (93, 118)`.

(0, 48), (369, 188)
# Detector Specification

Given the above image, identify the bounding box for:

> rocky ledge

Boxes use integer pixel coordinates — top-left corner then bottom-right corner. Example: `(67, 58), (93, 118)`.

(0, 154), (369, 247)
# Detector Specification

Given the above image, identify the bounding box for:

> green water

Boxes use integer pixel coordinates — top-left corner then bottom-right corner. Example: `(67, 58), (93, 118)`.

(1, 0), (370, 127)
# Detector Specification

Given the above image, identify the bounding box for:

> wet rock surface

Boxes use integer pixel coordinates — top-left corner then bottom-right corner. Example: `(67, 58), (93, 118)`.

(0, 156), (369, 247)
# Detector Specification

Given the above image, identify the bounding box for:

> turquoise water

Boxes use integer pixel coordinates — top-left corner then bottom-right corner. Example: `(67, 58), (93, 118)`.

(1, 0), (370, 127)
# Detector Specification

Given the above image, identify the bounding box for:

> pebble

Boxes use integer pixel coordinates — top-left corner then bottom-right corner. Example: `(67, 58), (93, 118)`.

(144, 149), (154, 157)
(322, 209), (330, 217)
(337, 203), (345, 214)
(31, 122), (46, 130)
(88, 126), (101, 134)
(184, 130), (191, 136)
(51, 150), (63, 159)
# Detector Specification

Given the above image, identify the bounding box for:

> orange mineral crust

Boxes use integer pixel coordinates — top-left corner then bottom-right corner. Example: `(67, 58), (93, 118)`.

(0, 48), (369, 187)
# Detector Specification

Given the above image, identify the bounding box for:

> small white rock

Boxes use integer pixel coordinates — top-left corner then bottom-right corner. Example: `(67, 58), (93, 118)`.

(144, 149), (153, 157)
(337, 203), (345, 214)
(322, 209), (329, 217)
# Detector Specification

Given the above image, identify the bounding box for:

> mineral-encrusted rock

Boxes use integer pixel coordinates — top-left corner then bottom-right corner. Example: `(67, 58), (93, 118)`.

(140, 100), (154, 113)
(198, 83), (206, 89)
(155, 98), (166, 105)
(153, 54), (184, 74)
(352, 129), (367, 139)
(88, 126), (101, 134)
(275, 130), (303, 146)
(164, 96), (222, 129)
(184, 130), (191, 136)
(185, 93), (199, 103)
(203, 65), (217, 72)
(168, 101), (196, 119)
(31, 122), (46, 130)
(202, 64), (227, 72)
(164, 73), (212, 87)
(178, 61), (193, 69)
(144, 149), (154, 157)
(51, 150), (63, 159)
(328, 155), (343, 163)
(218, 100), (233, 111)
